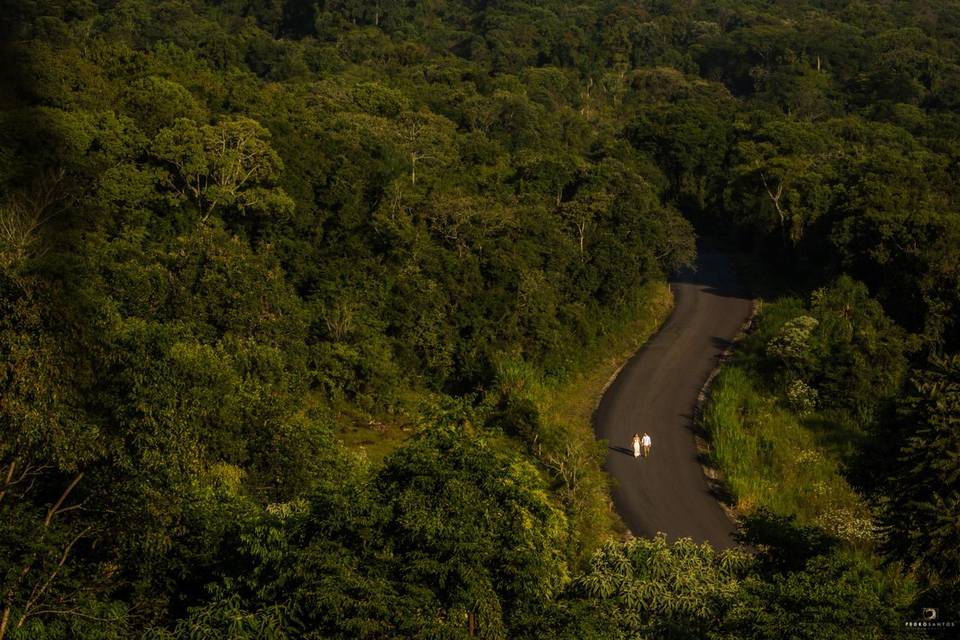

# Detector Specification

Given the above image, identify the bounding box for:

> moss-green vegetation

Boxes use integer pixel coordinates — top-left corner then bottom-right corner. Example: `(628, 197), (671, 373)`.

(3, 0), (959, 636)
(490, 282), (673, 558)
(703, 277), (906, 543)
(539, 282), (673, 434)
(330, 408), (416, 467)
(334, 282), (671, 479)
(705, 366), (875, 545)
(699, 279), (932, 626)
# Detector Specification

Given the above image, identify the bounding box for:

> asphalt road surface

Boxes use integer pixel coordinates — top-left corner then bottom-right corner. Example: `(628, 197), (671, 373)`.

(594, 250), (753, 550)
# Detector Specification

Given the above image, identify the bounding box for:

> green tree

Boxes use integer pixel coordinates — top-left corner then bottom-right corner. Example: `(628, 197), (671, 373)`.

(806, 277), (907, 420)
(882, 355), (960, 612)
(376, 418), (569, 637)
(152, 117), (294, 221)
(0, 266), (114, 639)
(722, 552), (912, 640)
(571, 536), (751, 640)
(725, 117), (835, 249)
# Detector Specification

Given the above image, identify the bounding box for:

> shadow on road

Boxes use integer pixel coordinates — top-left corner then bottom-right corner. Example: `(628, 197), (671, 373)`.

(672, 259), (752, 300)
(609, 445), (636, 457)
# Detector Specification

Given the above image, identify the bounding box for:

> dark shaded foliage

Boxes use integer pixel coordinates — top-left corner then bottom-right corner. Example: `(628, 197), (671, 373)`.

(2, 0), (958, 637)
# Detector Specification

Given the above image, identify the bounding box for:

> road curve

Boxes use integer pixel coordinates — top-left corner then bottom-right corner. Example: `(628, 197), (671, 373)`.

(594, 250), (753, 549)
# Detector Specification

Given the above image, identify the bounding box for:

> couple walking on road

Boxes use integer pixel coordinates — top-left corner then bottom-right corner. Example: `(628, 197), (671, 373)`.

(632, 432), (652, 459)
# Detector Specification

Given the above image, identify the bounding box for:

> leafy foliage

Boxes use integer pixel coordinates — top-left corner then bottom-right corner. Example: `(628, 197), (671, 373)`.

(2, 0), (959, 636)
(882, 355), (960, 612)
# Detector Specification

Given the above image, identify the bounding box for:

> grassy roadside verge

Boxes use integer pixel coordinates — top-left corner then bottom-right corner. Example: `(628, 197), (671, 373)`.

(693, 288), (921, 615)
(538, 281), (673, 443)
(702, 364), (876, 547)
(698, 289), (879, 551)
(494, 281), (674, 559)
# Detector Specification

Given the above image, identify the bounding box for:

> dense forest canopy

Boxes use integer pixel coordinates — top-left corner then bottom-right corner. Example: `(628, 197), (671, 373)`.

(1, 0), (959, 638)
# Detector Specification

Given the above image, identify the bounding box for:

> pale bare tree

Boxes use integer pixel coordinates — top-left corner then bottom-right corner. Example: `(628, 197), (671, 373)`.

(759, 171), (788, 242)
(395, 110), (454, 185)
(322, 300), (356, 341)
(560, 190), (612, 261)
(758, 154), (819, 245)
(0, 169), (71, 270)
(422, 192), (510, 258)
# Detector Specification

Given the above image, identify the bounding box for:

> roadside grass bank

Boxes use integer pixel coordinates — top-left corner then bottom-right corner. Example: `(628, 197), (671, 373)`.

(699, 276), (907, 555)
(538, 281), (674, 444)
(492, 281), (674, 561)
(703, 365), (876, 547)
(697, 285), (919, 616)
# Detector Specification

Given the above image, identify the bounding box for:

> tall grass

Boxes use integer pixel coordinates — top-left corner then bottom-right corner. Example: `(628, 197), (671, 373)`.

(703, 366), (876, 548)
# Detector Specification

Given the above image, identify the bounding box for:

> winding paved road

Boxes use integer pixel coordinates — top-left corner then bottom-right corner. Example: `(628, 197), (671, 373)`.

(594, 250), (753, 549)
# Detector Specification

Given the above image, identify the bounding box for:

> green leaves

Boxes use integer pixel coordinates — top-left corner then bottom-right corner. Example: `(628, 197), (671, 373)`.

(571, 536), (751, 639)
(726, 116), (837, 248)
(0, 271), (96, 471)
(377, 422), (570, 614)
(756, 277), (906, 421)
(722, 549), (913, 640)
(152, 117), (293, 220)
(6, 0), (960, 636)
(563, 529), (910, 640)
(182, 414), (570, 639)
(882, 355), (960, 608)
(766, 315), (819, 374)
